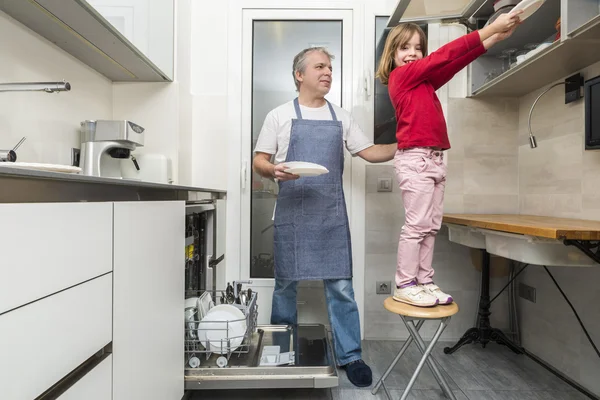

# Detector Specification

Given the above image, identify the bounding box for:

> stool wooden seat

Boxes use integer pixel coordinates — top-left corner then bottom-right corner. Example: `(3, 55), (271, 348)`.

(384, 297), (459, 319)
(373, 297), (460, 400)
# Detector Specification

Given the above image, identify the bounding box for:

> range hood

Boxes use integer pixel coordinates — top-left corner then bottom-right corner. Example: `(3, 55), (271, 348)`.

(387, 0), (488, 27)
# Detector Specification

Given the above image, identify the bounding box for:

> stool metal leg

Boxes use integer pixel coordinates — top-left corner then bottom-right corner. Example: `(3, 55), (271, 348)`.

(406, 317), (457, 400)
(372, 319), (425, 398)
(399, 316), (449, 400)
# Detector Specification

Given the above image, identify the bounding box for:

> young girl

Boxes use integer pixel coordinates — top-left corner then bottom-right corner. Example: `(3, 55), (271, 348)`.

(376, 13), (522, 307)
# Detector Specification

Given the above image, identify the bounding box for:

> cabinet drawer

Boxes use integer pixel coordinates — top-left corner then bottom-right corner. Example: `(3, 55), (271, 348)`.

(0, 274), (112, 400)
(0, 202), (112, 314)
(58, 355), (112, 400)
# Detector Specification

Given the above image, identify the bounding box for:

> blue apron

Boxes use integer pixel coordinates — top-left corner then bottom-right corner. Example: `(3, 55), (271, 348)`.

(273, 98), (352, 281)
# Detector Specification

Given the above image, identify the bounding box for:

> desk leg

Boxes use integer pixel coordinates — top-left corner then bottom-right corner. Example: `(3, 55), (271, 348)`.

(444, 250), (523, 355)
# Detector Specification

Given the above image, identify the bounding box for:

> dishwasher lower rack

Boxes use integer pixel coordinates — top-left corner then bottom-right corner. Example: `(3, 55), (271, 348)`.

(184, 324), (339, 390)
(185, 289), (259, 367)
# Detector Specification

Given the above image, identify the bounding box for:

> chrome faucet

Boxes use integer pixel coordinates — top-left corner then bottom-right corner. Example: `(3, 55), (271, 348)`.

(0, 81), (71, 93)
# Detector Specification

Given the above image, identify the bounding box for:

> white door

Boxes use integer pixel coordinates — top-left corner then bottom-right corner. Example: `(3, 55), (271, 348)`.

(237, 8), (355, 326)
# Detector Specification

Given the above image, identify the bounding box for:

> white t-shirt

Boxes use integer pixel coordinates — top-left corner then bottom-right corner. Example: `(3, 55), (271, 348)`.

(254, 100), (373, 163)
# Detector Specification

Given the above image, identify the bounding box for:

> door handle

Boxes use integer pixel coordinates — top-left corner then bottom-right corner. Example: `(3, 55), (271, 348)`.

(364, 69), (372, 99)
(241, 160), (248, 190)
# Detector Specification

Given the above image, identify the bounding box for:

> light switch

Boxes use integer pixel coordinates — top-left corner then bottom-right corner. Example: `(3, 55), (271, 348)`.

(377, 178), (393, 192)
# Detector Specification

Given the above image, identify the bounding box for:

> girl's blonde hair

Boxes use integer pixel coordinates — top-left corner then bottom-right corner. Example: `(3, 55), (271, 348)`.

(376, 23), (427, 85)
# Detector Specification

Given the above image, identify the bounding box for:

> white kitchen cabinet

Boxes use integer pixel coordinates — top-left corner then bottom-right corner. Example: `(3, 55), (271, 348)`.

(0, 0), (174, 81)
(0, 202), (113, 314)
(112, 201), (185, 400)
(0, 274), (112, 400)
(58, 355), (113, 400)
(564, 0), (600, 36)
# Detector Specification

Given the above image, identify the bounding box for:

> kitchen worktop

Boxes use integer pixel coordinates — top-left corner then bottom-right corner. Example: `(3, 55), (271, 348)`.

(443, 214), (600, 241)
(0, 164), (224, 193)
(0, 164), (225, 203)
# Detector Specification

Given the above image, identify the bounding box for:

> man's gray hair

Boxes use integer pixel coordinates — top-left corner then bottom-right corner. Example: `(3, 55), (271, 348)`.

(292, 47), (335, 91)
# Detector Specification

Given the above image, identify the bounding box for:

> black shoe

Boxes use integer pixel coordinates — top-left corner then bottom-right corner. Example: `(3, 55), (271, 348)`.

(342, 359), (372, 387)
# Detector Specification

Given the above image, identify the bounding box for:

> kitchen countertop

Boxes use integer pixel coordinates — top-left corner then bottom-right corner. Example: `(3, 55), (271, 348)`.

(443, 214), (600, 240)
(0, 164), (225, 194)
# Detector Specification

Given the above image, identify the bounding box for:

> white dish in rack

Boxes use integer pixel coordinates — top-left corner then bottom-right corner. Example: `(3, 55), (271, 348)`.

(283, 161), (329, 177)
(197, 304), (247, 354)
(0, 162), (82, 174)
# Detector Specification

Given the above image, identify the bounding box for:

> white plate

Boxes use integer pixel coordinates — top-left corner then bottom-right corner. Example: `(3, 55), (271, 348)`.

(197, 305), (247, 354)
(283, 161), (329, 177)
(509, 0), (545, 21)
(1, 162), (82, 174)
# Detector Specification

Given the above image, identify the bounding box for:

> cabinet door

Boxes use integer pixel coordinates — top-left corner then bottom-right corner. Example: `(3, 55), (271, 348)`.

(58, 355), (112, 400)
(387, 0), (487, 27)
(0, 274), (112, 400)
(113, 201), (185, 400)
(0, 202), (112, 314)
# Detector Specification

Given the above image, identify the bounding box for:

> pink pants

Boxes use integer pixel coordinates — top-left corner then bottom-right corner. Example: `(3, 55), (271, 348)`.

(394, 148), (446, 287)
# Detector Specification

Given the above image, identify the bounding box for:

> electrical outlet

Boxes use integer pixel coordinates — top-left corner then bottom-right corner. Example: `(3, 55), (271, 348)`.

(518, 283), (536, 303)
(71, 148), (80, 167)
(377, 178), (392, 192)
(376, 281), (392, 294)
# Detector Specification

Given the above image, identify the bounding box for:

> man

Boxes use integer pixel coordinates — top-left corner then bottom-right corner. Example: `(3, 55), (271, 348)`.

(253, 47), (396, 387)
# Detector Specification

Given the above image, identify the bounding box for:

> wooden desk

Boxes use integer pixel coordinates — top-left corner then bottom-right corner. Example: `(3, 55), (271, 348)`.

(443, 214), (600, 241)
(441, 214), (600, 357)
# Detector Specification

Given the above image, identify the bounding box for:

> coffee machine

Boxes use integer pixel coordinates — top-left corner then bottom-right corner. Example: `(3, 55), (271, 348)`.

(79, 120), (144, 178)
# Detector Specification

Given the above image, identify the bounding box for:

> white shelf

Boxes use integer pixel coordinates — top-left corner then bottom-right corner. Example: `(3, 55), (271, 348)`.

(472, 14), (600, 97)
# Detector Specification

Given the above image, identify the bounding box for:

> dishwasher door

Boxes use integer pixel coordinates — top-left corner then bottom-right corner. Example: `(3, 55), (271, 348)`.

(184, 201), (338, 390)
(184, 324), (338, 390)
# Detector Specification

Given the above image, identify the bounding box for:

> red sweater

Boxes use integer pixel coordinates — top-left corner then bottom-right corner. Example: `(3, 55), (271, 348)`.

(388, 31), (486, 150)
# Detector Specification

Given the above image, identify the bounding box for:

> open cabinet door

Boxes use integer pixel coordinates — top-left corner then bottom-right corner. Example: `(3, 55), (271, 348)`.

(387, 0), (488, 26)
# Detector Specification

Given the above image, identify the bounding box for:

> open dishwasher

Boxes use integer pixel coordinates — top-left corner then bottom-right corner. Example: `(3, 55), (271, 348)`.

(184, 202), (339, 390)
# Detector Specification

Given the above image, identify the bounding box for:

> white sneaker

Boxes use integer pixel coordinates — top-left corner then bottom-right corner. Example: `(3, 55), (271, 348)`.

(393, 284), (439, 307)
(421, 283), (453, 305)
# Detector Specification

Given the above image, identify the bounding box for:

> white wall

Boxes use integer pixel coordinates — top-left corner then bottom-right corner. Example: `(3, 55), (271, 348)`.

(0, 10), (112, 166)
(0, 7), (181, 184)
(516, 60), (600, 397)
(112, 82), (180, 182)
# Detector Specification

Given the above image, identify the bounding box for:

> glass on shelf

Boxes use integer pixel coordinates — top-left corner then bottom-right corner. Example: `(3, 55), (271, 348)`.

(496, 53), (509, 73)
(502, 48), (518, 68)
(524, 43), (539, 51)
(484, 69), (499, 84)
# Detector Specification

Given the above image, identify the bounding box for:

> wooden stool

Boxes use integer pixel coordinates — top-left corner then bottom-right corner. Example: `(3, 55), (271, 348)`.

(372, 297), (459, 400)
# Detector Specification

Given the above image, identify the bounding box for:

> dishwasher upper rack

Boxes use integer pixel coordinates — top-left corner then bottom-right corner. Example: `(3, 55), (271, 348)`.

(185, 289), (258, 364)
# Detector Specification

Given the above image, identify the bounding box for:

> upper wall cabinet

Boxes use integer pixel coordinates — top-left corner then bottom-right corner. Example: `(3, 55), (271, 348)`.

(387, 0), (600, 97)
(0, 0), (174, 82)
(468, 0), (600, 97)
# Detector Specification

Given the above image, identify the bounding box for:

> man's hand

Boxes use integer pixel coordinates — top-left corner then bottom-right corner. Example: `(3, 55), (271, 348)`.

(253, 152), (299, 181)
(273, 163), (300, 181)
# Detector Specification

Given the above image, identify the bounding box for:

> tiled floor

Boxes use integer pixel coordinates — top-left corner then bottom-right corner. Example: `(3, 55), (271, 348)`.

(187, 340), (594, 400)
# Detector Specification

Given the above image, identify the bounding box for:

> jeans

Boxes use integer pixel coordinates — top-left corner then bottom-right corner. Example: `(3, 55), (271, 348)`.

(271, 278), (362, 366)
(394, 148), (447, 287)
